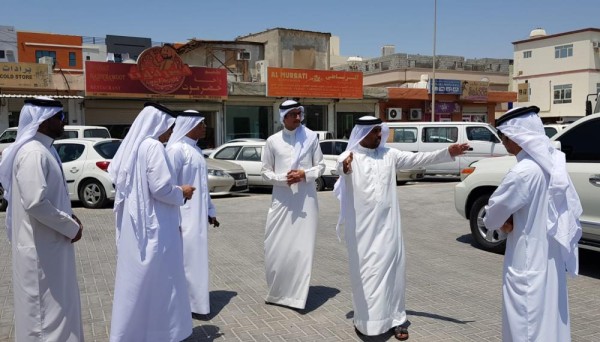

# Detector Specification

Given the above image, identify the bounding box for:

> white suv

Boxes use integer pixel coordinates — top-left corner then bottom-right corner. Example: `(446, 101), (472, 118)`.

(454, 113), (600, 253)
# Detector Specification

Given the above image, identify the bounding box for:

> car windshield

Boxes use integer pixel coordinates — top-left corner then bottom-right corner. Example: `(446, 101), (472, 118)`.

(84, 129), (111, 138)
(94, 140), (121, 159)
(0, 130), (17, 143)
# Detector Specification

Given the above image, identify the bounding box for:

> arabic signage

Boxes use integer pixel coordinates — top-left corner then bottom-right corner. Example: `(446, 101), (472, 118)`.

(267, 67), (363, 99)
(426, 101), (461, 114)
(85, 46), (227, 99)
(0, 62), (51, 89)
(460, 81), (489, 101)
(427, 79), (462, 95)
(517, 83), (529, 102)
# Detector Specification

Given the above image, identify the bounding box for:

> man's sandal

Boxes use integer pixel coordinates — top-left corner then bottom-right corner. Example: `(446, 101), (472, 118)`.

(393, 325), (409, 341)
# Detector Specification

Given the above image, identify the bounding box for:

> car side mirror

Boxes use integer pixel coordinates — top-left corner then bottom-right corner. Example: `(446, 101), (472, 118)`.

(551, 141), (561, 150)
(586, 100), (592, 116)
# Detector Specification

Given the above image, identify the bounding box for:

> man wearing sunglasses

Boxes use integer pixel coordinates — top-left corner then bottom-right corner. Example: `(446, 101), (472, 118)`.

(0, 97), (84, 341)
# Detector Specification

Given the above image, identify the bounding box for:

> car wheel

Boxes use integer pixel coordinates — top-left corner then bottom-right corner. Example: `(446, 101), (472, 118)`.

(0, 198), (7, 212)
(469, 194), (506, 253)
(315, 177), (325, 191)
(79, 180), (107, 209)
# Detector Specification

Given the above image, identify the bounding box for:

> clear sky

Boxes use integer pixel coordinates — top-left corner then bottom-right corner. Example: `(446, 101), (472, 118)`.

(3, 0), (599, 60)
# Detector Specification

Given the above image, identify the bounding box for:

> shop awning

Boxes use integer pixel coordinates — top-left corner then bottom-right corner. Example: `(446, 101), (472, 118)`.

(0, 94), (84, 99)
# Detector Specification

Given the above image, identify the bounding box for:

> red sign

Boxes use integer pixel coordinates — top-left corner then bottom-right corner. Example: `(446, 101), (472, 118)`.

(85, 50), (227, 100)
(267, 67), (363, 99)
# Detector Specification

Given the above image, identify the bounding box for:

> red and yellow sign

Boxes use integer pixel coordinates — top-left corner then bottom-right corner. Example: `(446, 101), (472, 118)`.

(267, 67), (363, 99)
(85, 46), (227, 99)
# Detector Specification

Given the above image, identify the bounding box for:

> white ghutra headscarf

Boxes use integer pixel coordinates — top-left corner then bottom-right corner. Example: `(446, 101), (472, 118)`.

(279, 100), (318, 169)
(166, 110), (205, 150)
(333, 116), (390, 238)
(0, 97), (64, 242)
(496, 106), (583, 276)
(108, 102), (176, 256)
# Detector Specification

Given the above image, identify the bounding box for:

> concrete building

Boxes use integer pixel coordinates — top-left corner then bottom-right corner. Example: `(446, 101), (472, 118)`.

(512, 27), (600, 122)
(0, 26), (17, 62)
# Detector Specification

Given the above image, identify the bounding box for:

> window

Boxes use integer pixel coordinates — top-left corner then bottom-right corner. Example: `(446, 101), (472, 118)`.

(0, 50), (4, 59)
(55, 144), (85, 163)
(238, 147), (261, 161)
(466, 126), (499, 143)
(333, 142), (347, 155)
(214, 146), (241, 160)
(523, 51), (532, 58)
(544, 127), (558, 138)
(319, 141), (333, 155)
(557, 118), (600, 161)
(69, 52), (76, 66)
(422, 127), (458, 143)
(35, 50), (56, 61)
(388, 128), (418, 143)
(83, 129), (110, 138)
(554, 44), (573, 58)
(553, 84), (572, 104)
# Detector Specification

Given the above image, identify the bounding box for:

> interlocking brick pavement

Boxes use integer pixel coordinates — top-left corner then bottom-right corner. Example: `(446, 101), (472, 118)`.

(0, 181), (598, 341)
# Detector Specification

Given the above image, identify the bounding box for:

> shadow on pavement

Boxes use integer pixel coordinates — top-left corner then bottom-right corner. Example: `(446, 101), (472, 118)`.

(193, 290), (237, 321)
(183, 325), (224, 342)
(297, 285), (341, 315)
(406, 310), (474, 324)
(456, 233), (505, 255)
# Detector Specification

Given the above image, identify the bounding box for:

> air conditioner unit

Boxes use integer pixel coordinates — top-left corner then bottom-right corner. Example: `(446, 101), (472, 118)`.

(593, 41), (600, 49)
(38, 56), (54, 65)
(409, 108), (423, 121)
(237, 51), (251, 60)
(255, 60), (268, 82)
(387, 108), (402, 120)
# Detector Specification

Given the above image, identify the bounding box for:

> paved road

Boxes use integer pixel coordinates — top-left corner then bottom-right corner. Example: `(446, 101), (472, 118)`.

(0, 182), (598, 341)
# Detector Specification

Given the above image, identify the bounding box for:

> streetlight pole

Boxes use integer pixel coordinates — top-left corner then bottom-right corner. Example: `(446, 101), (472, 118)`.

(431, 0), (437, 122)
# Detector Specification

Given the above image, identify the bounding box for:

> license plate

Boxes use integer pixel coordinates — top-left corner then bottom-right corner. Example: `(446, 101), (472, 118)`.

(235, 179), (248, 186)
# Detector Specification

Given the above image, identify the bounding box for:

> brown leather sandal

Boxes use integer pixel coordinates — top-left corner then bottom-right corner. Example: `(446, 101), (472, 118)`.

(393, 325), (409, 341)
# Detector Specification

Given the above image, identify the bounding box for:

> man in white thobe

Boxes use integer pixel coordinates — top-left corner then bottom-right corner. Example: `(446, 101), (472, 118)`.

(483, 106), (582, 342)
(335, 116), (469, 340)
(0, 97), (84, 341)
(166, 110), (219, 316)
(108, 102), (195, 342)
(261, 100), (325, 310)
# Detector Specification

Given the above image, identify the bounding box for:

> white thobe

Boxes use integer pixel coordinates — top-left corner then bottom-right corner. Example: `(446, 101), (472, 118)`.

(167, 137), (216, 315)
(11, 133), (83, 341)
(483, 151), (571, 342)
(261, 128), (325, 309)
(336, 145), (452, 335)
(110, 138), (192, 342)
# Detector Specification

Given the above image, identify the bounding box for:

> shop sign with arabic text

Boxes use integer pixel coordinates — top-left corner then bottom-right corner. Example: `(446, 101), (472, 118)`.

(0, 62), (51, 89)
(85, 46), (227, 99)
(267, 67), (363, 99)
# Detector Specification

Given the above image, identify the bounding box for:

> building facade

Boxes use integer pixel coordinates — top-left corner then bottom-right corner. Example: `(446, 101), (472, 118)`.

(512, 28), (600, 122)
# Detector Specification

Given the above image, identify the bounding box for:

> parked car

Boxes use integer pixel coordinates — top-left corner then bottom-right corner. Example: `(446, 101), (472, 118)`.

(0, 125), (111, 155)
(208, 140), (335, 191)
(543, 123), (569, 138)
(319, 139), (426, 185)
(454, 113), (600, 253)
(386, 121), (508, 176)
(53, 138), (120, 208)
(160, 142), (249, 196)
(205, 158), (249, 196)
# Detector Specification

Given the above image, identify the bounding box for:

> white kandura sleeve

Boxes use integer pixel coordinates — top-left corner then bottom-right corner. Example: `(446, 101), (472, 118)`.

(261, 139), (289, 187)
(483, 171), (528, 231)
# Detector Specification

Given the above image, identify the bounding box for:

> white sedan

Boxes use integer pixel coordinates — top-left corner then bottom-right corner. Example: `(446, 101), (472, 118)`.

(54, 138), (120, 208)
(208, 140), (337, 191)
